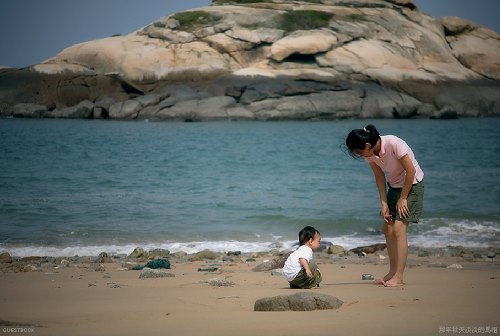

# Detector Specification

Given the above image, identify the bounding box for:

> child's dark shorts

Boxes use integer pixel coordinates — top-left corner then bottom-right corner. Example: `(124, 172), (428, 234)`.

(387, 179), (424, 223)
(288, 262), (322, 289)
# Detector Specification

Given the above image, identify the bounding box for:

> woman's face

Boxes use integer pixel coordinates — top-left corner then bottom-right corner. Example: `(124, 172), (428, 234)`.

(354, 143), (375, 158)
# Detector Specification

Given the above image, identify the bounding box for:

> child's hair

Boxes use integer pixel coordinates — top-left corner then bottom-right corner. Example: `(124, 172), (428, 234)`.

(345, 124), (380, 158)
(298, 226), (320, 245)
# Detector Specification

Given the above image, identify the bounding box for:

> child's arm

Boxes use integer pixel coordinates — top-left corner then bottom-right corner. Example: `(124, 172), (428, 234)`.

(299, 258), (313, 278)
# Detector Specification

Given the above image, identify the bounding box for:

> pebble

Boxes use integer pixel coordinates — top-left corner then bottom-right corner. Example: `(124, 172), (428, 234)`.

(362, 274), (374, 280)
(201, 278), (235, 287)
(197, 267), (218, 272)
(487, 252), (496, 259)
(94, 264), (106, 272)
(447, 263), (463, 269)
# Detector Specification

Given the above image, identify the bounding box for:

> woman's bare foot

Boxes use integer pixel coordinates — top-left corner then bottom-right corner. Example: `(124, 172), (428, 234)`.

(374, 273), (394, 285)
(383, 277), (404, 287)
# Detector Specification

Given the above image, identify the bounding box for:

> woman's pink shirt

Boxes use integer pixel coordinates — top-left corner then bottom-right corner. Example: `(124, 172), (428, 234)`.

(365, 135), (424, 188)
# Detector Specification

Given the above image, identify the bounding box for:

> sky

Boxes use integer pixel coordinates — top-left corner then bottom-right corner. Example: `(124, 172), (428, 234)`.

(0, 0), (499, 68)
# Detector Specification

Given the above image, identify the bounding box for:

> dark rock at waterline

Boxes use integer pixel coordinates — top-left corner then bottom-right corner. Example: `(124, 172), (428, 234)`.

(128, 247), (148, 260)
(96, 252), (113, 263)
(0, 252), (13, 263)
(148, 248), (171, 259)
(188, 249), (218, 261)
(350, 243), (387, 255)
(430, 106), (459, 119)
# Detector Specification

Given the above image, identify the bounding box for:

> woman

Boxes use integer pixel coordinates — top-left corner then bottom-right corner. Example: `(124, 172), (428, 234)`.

(345, 125), (424, 287)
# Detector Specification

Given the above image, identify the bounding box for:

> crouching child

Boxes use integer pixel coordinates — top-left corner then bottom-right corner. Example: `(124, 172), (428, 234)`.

(282, 226), (322, 289)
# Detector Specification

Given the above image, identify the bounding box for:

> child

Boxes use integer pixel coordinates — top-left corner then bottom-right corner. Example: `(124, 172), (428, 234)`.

(345, 124), (424, 287)
(282, 226), (322, 289)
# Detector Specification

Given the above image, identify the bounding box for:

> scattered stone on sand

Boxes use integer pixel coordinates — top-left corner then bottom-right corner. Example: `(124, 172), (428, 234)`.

(139, 268), (175, 279)
(198, 267), (219, 272)
(447, 263), (464, 269)
(94, 264), (106, 272)
(199, 277), (235, 287)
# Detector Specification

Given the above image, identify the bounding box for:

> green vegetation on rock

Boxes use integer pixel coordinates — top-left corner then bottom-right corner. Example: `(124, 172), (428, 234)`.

(212, 0), (270, 4)
(172, 11), (221, 30)
(280, 10), (333, 32)
(213, 0), (324, 4)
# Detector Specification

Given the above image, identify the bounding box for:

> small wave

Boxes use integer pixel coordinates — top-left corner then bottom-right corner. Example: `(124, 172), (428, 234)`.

(409, 218), (499, 248)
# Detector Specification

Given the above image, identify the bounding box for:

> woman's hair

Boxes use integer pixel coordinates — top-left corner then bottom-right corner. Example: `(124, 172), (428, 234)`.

(345, 124), (380, 158)
(299, 226), (320, 245)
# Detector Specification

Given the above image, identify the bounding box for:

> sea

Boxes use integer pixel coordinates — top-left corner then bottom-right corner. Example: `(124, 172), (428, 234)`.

(1, 118), (499, 257)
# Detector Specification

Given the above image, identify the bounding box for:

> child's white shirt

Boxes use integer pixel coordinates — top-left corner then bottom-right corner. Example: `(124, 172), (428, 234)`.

(282, 245), (313, 282)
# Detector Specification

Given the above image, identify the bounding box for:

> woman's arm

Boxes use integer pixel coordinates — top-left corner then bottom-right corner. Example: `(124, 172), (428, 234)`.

(397, 154), (416, 218)
(369, 162), (391, 222)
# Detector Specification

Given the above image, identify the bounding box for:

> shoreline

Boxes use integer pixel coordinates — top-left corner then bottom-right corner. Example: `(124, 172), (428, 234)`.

(1, 246), (499, 335)
(1, 244), (498, 272)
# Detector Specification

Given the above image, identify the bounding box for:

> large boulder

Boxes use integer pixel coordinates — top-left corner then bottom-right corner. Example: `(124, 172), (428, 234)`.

(254, 292), (344, 311)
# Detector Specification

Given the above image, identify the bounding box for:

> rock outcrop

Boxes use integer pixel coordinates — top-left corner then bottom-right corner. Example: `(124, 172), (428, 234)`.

(1, 0), (499, 120)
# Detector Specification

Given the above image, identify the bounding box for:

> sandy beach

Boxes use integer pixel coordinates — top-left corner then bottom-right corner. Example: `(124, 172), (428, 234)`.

(0, 250), (499, 336)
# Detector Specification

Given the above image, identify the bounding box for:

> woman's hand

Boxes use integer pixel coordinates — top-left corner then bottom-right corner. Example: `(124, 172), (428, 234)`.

(396, 198), (409, 218)
(381, 202), (392, 222)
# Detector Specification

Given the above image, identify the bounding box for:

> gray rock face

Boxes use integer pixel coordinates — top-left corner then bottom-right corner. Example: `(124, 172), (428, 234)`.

(1, 0), (499, 119)
(254, 292), (344, 311)
(13, 103), (48, 118)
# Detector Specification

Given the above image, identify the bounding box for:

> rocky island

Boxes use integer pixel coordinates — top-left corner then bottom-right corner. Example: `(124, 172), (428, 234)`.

(1, 0), (499, 120)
